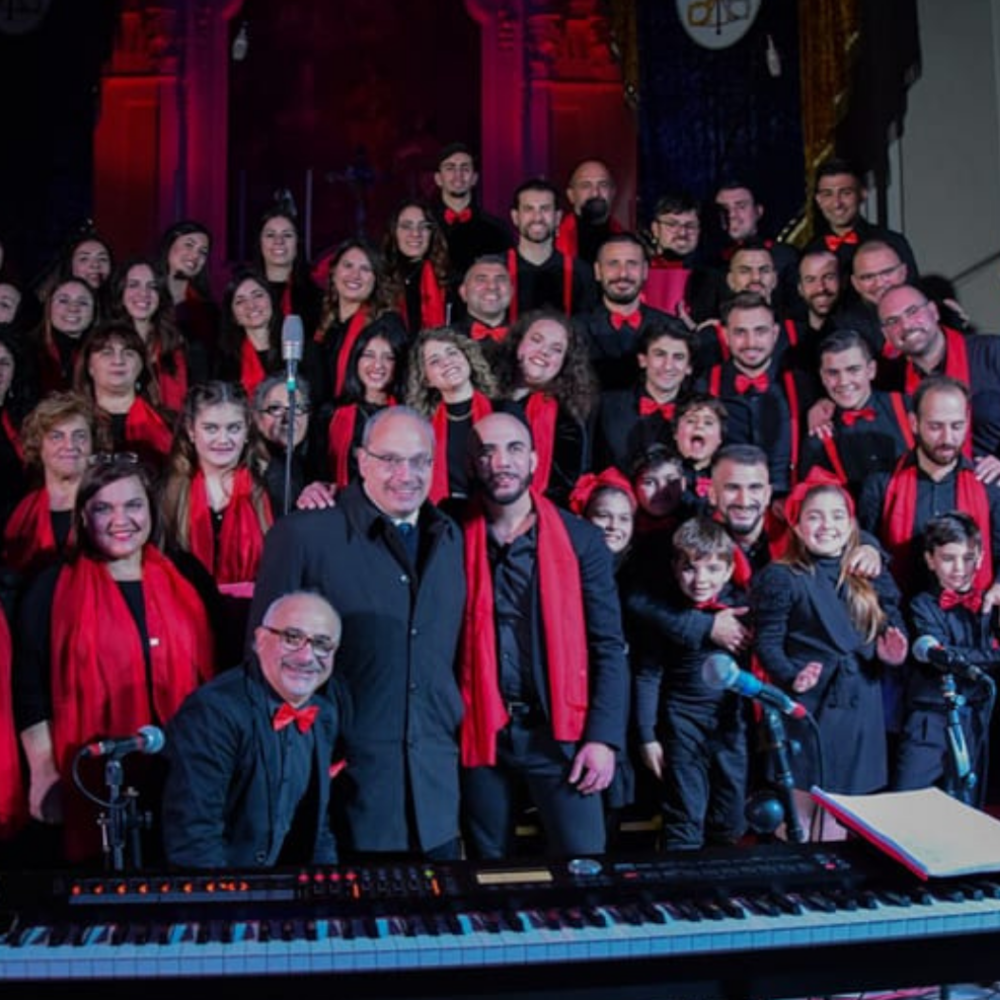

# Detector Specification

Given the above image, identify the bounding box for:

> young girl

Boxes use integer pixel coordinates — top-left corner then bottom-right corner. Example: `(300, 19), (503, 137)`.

(751, 479), (908, 840)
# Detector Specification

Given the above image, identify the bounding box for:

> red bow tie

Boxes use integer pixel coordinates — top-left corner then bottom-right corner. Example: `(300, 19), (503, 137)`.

(638, 397), (675, 420)
(734, 372), (769, 394)
(694, 598), (728, 611)
(610, 310), (642, 331)
(824, 231), (859, 252)
(939, 589), (983, 613)
(444, 207), (472, 225)
(470, 321), (507, 343)
(840, 407), (877, 426)
(694, 476), (713, 498)
(273, 702), (320, 734)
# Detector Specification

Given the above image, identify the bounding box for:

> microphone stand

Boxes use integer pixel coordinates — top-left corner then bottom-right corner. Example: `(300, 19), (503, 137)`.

(940, 671), (977, 805)
(283, 360), (298, 516)
(759, 706), (806, 843)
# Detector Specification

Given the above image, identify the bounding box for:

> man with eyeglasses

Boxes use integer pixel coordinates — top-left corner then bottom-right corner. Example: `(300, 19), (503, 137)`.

(249, 406), (466, 861)
(162, 591), (345, 868)
(506, 178), (596, 320)
(878, 284), (1000, 460)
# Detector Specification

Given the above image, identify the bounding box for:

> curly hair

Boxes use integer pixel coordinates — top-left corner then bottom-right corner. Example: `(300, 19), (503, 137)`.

(493, 308), (598, 423)
(160, 380), (271, 552)
(316, 239), (396, 336)
(21, 391), (96, 472)
(405, 326), (498, 417)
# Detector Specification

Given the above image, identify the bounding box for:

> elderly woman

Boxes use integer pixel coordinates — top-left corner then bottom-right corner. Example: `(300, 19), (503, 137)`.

(15, 454), (214, 862)
(3, 392), (95, 579)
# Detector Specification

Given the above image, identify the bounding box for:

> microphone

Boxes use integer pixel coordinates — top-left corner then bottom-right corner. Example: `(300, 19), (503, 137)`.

(913, 635), (985, 682)
(82, 725), (166, 759)
(702, 653), (809, 720)
(281, 314), (304, 374)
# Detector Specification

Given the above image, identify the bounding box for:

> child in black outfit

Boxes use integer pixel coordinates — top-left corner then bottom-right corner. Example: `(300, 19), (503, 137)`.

(895, 512), (1000, 807)
(633, 517), (751, 850)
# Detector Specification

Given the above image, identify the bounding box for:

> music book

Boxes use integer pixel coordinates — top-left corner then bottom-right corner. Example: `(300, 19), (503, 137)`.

(811, 786), (1000, 880)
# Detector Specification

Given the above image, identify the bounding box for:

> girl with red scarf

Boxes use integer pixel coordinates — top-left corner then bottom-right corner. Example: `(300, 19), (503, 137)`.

(494, 309), (598, 508)
(15, 457), (214, 863)
(3, 392), (94, 580)
(405, 327), (497, 509)
(382, 200), (450, 335)
(311, 239), (407, 408)
(216, 267), (287, 402)
(109, 257), (195, 416)
(326, 322), (408, 487)
(74, 324), (173, 472)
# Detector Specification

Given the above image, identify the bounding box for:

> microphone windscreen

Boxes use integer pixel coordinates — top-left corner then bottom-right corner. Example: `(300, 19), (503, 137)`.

(139, 724), (166, 754)
(912, 635), (940, 665)
(281, 314), (305, 361)
(701, 652), (738, 691)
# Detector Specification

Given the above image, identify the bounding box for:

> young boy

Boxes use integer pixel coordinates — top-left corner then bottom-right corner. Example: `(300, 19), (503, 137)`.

(674, 394), (727, 516)
(629, 443), (689, 537)
(895, 512), (1000, 806)
(632, 517), (751, 850)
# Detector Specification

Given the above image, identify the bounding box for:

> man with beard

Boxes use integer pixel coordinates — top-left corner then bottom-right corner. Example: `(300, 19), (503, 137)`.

(584, 233), (671, 390)
(506, 179), (596, 320)
(791, 249), (842, 376)
(592, 320), (695, 472)
(699, 291), (815, 497)
(798, 330), (913, 499)
(431, 142), (512, 291)
(555, 159), (621, 265)
(459, 412), (628, 859)
(858, 376), (1000, 600)
(878, 284), (1000, 460)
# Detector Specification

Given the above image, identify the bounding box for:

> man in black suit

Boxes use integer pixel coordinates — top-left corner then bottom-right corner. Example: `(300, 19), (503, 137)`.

(249, 407), (466, 860)
(459, 412), (628, 858)
(162, 591), (344, 868)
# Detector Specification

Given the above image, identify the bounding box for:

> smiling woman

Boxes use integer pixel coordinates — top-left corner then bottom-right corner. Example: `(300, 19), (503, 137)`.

(13, 455), (214, 865)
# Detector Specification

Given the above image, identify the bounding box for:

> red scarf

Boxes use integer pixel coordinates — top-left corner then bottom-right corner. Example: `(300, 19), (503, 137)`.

(525, 392), (559, 493)
(124, 397), (173, 462)
(154, 348), (189, 413)
(189, 466), (272, 585)
(882, 454), (993, 593)
(419, 260), (447, 328)
(0, 606), (23, 839)
(327, 404), (360, 488)
(3, 487), (65, 575)
(333, 308), (371, 399)
(1, 409), (23, 463)
(429, 391), (493, 503)
(50, 546), (213, 858)
(239, 336), (268, 400)
(459, 490), (588, 765)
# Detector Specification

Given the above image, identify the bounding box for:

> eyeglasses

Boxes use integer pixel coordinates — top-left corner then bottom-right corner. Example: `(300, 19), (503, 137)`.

(855, 263), (903, 285)
(881, 301), (930, 331)
(261, 625), (338, 658)
(363, 448), (433, 474)
(259, 404), (310, 418)
(397, 221), (432, 234)
(88, 451), (139, 467)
